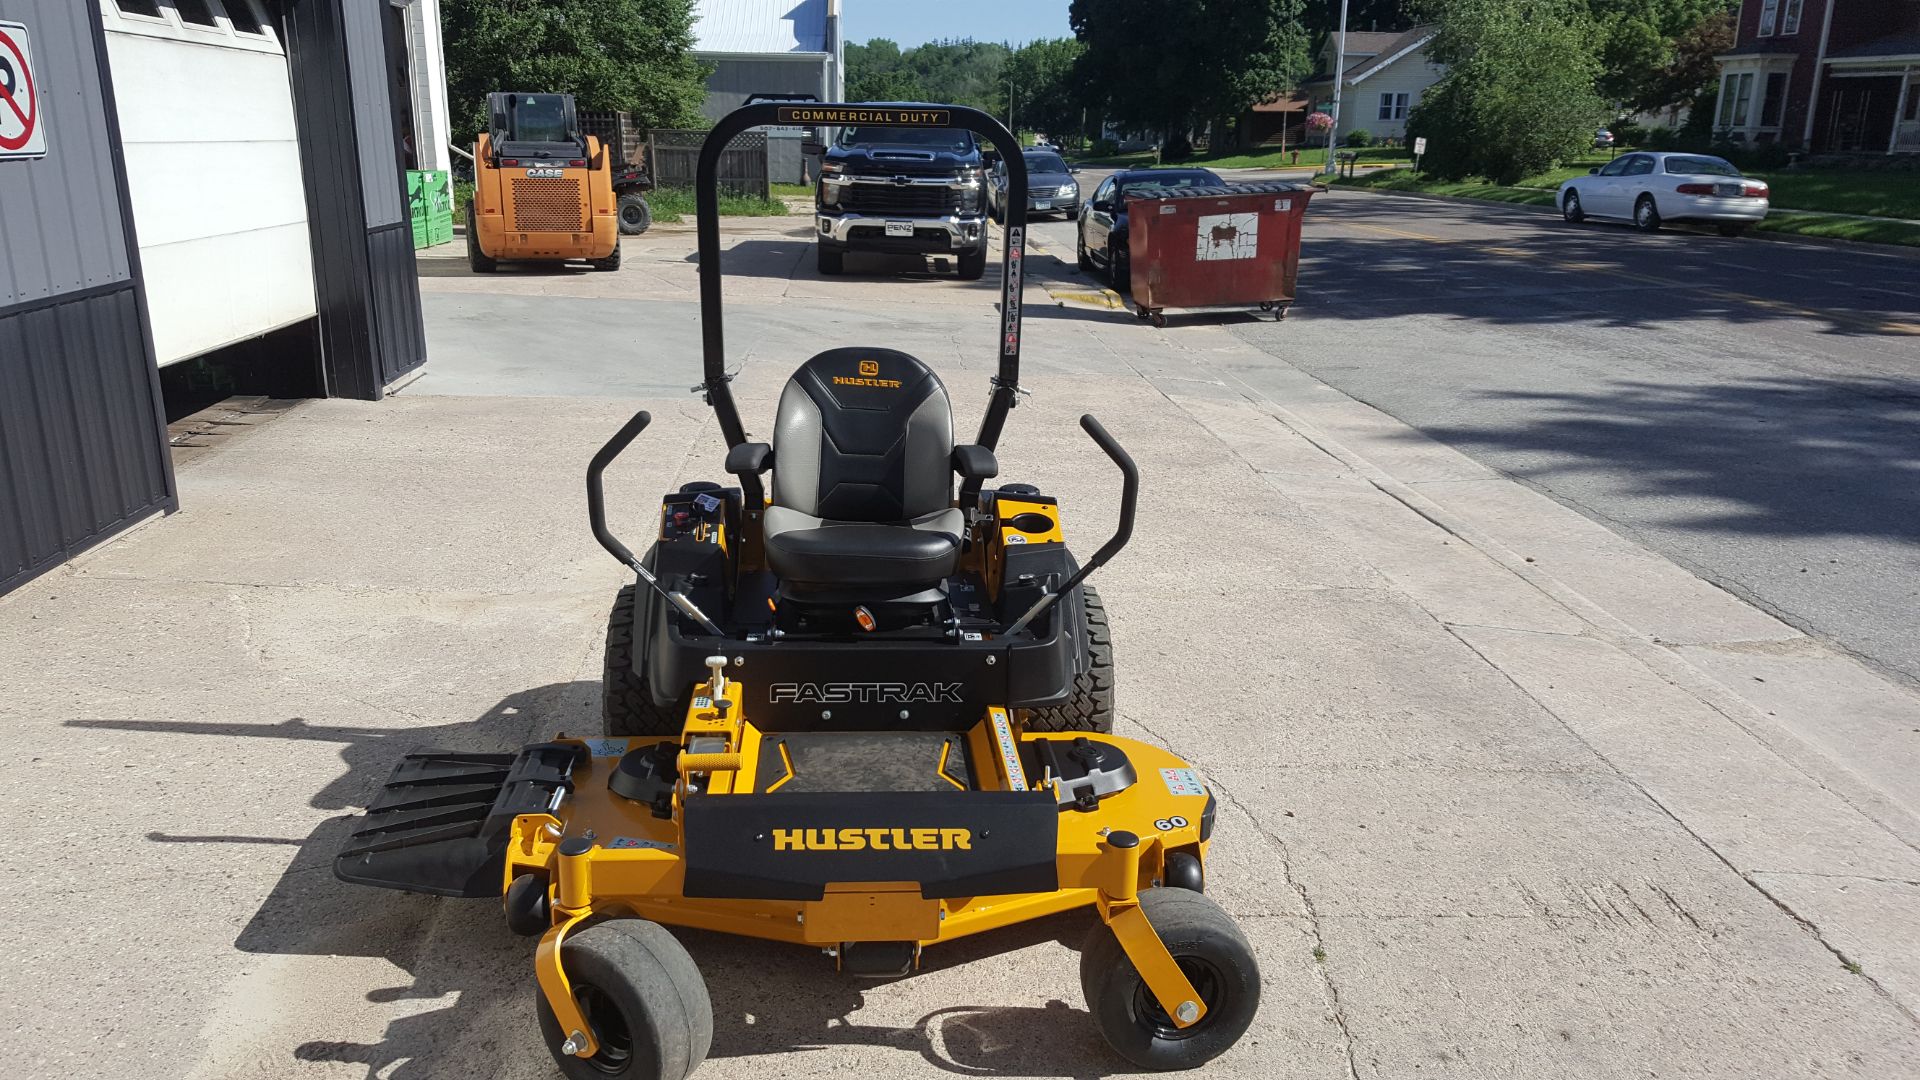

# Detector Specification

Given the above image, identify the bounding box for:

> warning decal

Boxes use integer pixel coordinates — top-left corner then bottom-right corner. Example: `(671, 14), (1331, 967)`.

(0, 20), (45, 160)
(1195, 212), (1258, 261)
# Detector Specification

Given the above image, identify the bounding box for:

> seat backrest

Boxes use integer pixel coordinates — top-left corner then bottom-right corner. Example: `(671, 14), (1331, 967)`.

(772, 348), (953, 522)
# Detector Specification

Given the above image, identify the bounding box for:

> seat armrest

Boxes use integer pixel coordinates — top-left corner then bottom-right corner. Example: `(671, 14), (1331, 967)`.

(951, 444), (999, 480)
(725, 442), (774, 476)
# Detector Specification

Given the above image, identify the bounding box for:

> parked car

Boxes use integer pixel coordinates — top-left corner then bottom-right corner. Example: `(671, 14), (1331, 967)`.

(1593, 128), (1615, 150)
(1076, 167), (1224, 292)
(988, 148), (1082, 222)
(1557, 152), (1770, 237)
(815, 116), (988, 278)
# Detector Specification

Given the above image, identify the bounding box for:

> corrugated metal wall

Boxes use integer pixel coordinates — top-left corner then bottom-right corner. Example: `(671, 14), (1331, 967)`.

(0, 0), (174, 594)
(0, 0), (131, 308)
(285, 0), (425, 399)
(344, 0), (404, 228)
(698, 55), (829, 121)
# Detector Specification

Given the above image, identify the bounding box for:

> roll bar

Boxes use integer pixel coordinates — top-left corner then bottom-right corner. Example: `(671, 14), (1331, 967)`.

(695, 103), (1030, 452)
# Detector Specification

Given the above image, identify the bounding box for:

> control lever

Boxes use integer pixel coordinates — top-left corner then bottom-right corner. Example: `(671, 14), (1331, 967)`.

(1004, 414), (1138, 636)
(587, 410), (726, 637)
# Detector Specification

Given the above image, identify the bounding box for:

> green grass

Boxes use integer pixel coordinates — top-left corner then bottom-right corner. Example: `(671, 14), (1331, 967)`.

(1333, 165), (1920, 247)
(645, 187), (790, 223)
(1751, 172), (1920, 220)
(1074, 145), (1411, 170)
(771, 182), (815, 198)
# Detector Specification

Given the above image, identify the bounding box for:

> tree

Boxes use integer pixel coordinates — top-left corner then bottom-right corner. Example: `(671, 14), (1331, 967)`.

(442, 0), (710, 141)
(1071, 0), (1311, 158)
(843, 39), (1012, 115)
(1620, 5), (1735, 114)
(1408, 0), (1608, 184)
(1586, 0), (1730, 111)
(1005, 38), (1086, 142)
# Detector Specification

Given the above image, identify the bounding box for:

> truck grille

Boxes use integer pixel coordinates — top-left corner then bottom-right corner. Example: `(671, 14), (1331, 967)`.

(840, 182), (966, 217)
(510, 177), (586, 232)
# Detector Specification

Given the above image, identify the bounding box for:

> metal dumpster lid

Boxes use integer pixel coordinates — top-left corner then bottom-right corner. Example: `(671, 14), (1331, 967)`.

(1121, 181), (1316, 200)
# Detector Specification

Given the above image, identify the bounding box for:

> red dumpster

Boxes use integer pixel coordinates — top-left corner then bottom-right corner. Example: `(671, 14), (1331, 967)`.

(1125, 182), (1315, 327)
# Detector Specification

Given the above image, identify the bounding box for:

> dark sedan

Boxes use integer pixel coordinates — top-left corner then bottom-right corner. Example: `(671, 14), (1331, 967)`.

(1077, 168), (1224, 292)
(987, 149), (1083, 222)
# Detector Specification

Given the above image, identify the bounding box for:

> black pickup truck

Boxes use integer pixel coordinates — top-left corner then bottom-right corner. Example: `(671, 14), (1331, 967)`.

(814, 119), (989, 278)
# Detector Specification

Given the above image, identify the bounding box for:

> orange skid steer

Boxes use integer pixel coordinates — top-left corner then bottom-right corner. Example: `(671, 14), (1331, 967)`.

(467, 92), (622, 273)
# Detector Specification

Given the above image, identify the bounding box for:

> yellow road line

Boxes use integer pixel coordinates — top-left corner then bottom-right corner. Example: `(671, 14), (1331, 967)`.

(1339, 220), (1920, 335)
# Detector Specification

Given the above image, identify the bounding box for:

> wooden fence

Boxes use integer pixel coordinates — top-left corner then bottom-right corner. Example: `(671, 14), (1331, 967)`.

(648, 129), (770, 199)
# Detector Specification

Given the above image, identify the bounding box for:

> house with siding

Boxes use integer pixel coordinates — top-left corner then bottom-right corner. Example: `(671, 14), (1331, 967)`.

(1714, 0), (1920, 153)
(1300, 26), (1443, 143)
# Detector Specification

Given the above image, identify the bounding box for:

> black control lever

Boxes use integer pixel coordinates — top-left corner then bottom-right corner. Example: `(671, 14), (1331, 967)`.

(1004, 414), (1139, 636)
(587, 410), (726, 636)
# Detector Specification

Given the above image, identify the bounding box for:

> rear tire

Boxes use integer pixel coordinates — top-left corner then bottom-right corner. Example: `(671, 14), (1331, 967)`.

(536, 919), (713, 1080)
(817, 243), (844, 275)
(591, 242), (623, 272)
(1077, 230), (1093, 271)
(1108, 241), (1130, 294)
(605, 583), (684, 737)
(1080, 889), (1260, 1071)
(466, 206), (498, 273)
(617, 192), (653, 235)
(1634, 195), (1662, 232)
(1025, 585), (1115, 733)
(957, 247), (988, 281)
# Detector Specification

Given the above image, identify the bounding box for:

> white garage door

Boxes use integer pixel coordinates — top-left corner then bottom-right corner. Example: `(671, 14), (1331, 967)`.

(100, 0), (316, 366)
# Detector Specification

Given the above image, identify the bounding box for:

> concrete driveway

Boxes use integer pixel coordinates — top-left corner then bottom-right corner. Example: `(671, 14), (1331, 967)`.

(2, 193), (1917, 1079)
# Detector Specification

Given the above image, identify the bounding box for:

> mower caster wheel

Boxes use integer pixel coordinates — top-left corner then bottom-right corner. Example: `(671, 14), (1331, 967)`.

(536, 919), (713, 1080)
(1081, 888), (1259, 1071)
(504, 873), (550, 937)
(1164, 851), (1204, 893)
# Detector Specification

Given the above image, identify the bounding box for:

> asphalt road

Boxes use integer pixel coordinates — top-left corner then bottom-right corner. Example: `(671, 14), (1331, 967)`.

(1039, 190), (1920, 686)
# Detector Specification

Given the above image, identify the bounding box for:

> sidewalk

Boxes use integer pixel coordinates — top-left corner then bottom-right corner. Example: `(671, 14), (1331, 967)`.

(1, 236), (1916, 1078)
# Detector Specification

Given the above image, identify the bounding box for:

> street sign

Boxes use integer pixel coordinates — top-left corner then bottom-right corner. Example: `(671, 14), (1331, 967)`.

(1413, 137), (1427, 156)
(0, 20), (46, 160)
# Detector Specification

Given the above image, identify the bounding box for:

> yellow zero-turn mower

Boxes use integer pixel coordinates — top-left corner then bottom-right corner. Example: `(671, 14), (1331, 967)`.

(335, 102), (1261, 1078)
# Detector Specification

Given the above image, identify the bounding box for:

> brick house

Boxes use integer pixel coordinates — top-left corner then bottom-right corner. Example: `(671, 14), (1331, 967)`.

(1714, 0), (1920, 153)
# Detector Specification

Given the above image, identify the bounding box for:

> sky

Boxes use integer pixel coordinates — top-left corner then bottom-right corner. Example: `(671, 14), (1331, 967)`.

(841, 0), (1073, 48)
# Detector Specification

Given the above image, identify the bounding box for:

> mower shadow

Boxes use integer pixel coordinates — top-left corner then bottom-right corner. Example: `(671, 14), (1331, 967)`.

(74, 683), (1130, 1078)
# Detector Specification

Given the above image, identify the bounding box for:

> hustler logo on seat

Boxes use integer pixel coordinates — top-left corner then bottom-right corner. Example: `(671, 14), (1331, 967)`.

(832, 358), (902, 389)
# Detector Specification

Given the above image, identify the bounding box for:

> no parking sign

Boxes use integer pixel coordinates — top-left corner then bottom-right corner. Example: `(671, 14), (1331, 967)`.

(0, 20), (47, 161)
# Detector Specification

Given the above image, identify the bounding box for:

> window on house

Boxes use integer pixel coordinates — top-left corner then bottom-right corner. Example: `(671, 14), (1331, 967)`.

(114, 0), (164, 16)
(1906, 87), (1920, 123)
(1378, 93), (1409, 121)
(1781, 0), (1803, 34)
(1730, 72), (1755, 126)
(173, 0), (221, 28)
(1758, 0), (1779, 35)
(225, 0), (266, 35)
(1760, 72), (1788, 127)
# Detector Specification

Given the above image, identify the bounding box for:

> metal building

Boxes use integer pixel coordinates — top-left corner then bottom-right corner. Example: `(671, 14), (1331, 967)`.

(1, 0), (432, 594)
(690, 0), (844, 119)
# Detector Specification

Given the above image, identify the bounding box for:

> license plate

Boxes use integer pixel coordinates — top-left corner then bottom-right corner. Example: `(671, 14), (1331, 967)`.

(526, 168), (565, 179)
(1033, 200), (1052, 210)
(1714, 182), (1741, 197)
(885, 220), (913, 237)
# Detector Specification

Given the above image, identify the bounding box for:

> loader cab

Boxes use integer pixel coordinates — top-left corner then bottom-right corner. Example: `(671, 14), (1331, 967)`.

(487, 92), (586, 164)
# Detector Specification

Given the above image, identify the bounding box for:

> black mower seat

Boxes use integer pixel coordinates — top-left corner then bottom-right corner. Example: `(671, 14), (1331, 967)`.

(756, 347), (964, 594)
(764, 506), (964, 589)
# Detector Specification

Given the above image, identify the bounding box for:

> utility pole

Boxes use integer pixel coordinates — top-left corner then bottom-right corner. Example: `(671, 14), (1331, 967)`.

(1323, 0), (1350, 176)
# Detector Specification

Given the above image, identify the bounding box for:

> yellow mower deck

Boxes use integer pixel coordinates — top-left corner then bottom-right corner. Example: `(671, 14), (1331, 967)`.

(509, 671), (1214, 1058)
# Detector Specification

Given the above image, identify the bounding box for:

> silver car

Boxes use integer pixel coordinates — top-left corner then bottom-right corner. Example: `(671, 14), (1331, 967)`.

(1558, 152), (1770, 237)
